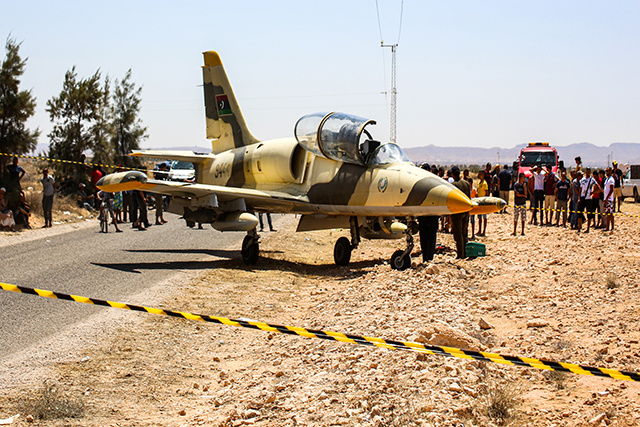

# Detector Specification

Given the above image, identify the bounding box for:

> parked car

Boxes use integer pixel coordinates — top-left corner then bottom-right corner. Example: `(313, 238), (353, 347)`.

(621, 165), (640, 203)
(169, 160), (195, 182)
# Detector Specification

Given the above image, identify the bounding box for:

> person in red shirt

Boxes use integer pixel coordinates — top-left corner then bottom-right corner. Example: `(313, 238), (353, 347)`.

(543, 165), (558, 225)
(89, 166), (103, 195)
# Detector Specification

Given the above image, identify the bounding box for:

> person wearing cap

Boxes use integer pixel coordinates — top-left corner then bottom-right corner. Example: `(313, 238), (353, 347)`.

(450, 166), (471, 259)
(76, 183), (96, 211)
(0, 187), (16, 231)
(40, 168), (55, 228)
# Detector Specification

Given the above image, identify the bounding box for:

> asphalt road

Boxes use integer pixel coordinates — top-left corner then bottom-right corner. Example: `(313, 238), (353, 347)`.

(0, 213), (252, 360)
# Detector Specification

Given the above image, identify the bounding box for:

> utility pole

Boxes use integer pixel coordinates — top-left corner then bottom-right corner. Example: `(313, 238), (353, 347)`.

(381, 43), (398, 143)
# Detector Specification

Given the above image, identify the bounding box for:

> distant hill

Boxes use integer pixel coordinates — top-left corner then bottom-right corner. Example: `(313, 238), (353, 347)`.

(404, 142), (640, 168)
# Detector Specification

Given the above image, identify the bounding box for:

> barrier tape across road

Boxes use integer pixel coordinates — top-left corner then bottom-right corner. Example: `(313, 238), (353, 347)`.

(1, 283), (638, 382)
(0, 152), (145, 173)
(4, 151), (639, 219)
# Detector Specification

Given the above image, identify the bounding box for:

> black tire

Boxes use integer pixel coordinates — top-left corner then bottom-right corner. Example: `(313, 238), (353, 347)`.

(241, 235), (259, 265)
(634, 187), (640, 203)
(100, 214), (108, 233)
(333, 237), (352, 266)
(390, 249), (411, 271)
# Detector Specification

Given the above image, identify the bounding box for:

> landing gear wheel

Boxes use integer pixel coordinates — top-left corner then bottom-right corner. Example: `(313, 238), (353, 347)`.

(390, 249), (411, 271)
(241, 235), (259, 265)
(100, 214), (108, 233)
(334, 237), (352, 266)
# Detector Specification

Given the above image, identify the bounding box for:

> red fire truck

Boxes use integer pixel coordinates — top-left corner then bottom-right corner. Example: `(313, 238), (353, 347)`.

(512, 142), (563, 178)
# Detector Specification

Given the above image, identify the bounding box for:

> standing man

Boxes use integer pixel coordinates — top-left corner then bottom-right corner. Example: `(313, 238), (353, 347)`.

(498, 165), (511, 213)
(476, 170), (489, 236)
(512, 173), (528, 236)
(569, 170), (581, 229)
(6, 157), (26, 190)
(532, 164), (546, 225)
(603, 168), (615, 232)
(578, 168), (597, 233)
(612, 161), (623, 212)
(40, 168), (55, 228)
(543, 164), (557, 225)
(5, 157), (26, 210)
(554, 169), (570, 227)
(450, 167), (471, 259)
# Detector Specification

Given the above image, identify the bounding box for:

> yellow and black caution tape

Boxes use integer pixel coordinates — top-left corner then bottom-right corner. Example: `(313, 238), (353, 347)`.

(1, 282), (638, 382)
(0, 152), (145, 173)
(504, 203), (640, 219)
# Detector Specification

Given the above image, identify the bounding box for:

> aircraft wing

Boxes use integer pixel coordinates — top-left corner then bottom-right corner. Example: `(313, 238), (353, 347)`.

(97, 171), (310, 213)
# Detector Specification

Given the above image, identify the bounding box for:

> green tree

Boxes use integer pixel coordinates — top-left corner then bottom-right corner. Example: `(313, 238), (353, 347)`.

(112, 69), (146, 167)
(0, 36), (40, 182)
(90, 76), (114, 167)
(46, 67), (104, 182)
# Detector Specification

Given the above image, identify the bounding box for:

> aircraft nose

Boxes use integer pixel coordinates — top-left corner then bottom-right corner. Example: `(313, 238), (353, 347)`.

(446, 188), (473, 214)
(497, 198), (507, 210)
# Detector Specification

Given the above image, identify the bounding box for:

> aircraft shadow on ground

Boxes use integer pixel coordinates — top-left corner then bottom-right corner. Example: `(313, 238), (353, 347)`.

(92, 248), (382, 277)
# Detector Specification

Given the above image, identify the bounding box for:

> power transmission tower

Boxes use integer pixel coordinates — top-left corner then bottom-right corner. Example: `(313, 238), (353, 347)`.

(381, 43), (397, 143)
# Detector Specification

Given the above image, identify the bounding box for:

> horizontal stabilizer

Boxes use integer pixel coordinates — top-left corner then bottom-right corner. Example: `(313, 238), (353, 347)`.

(130, 150), (211, 163)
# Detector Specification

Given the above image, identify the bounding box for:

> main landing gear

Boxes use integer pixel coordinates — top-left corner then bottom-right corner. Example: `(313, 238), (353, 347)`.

(332, 217), (416, 270)
(241, 229), (259, 265)
(333, 217), (359, 266)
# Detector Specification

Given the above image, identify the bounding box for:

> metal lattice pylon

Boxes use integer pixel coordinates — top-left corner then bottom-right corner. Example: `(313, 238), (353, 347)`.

(382, 43), (398, 143)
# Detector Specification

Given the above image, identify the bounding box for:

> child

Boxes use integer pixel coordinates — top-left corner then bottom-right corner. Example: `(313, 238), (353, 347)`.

(476, 170), (489, 236)
(513, 173), (528, 236)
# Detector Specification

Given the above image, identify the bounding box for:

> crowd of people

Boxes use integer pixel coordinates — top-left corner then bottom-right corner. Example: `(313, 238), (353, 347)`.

(0, 156), (174, 233)
(421, 158), (624, 259)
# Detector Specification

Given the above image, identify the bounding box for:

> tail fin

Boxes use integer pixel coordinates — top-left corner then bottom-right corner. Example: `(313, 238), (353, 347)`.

(202, 51), (259, 153)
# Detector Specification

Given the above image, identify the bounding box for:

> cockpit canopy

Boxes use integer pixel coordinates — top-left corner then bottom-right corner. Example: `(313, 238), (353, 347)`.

(294, 112), (410, 167)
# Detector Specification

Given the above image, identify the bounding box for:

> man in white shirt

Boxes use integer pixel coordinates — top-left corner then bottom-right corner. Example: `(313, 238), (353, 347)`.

(578, 168), (599, 233)
(531, 164), (546, 225)
(603, 168), (615, 232)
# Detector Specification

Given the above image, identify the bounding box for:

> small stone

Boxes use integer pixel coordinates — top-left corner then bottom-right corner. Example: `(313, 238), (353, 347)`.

(527, 318), (549, 328)
(447, 382), (463, 393)
(178, 409), (187, 416)
(589, 413), (606, 424)
(479, 318), (494, 330)
(26, 415), (34, 423)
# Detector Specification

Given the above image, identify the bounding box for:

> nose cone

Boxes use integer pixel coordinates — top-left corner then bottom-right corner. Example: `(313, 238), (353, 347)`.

(447, 188), (473, 214)
(497, 198), (507, 210)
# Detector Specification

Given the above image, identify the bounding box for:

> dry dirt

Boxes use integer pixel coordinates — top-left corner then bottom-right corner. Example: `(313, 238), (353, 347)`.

(1, 205), (640, 427)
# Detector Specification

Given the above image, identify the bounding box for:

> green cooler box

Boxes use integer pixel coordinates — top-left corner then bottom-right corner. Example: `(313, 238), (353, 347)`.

(465, 242), (486, 258)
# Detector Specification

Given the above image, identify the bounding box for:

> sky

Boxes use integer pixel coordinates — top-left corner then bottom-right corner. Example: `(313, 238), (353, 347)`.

(3, 1), (640, 152)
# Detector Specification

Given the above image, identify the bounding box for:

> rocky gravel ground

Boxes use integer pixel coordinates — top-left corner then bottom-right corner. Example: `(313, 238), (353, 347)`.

(1, 205), (639, 426)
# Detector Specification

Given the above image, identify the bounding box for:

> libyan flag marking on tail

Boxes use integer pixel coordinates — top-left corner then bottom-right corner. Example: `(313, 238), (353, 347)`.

(216, 94), (232, 116)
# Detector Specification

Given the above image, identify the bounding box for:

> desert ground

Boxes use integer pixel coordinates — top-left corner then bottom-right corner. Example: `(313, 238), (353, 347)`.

(0, 201), (639, 426)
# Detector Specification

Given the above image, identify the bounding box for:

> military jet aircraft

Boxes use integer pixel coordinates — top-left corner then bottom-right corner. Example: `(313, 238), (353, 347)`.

(98, 51), (504, 269)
